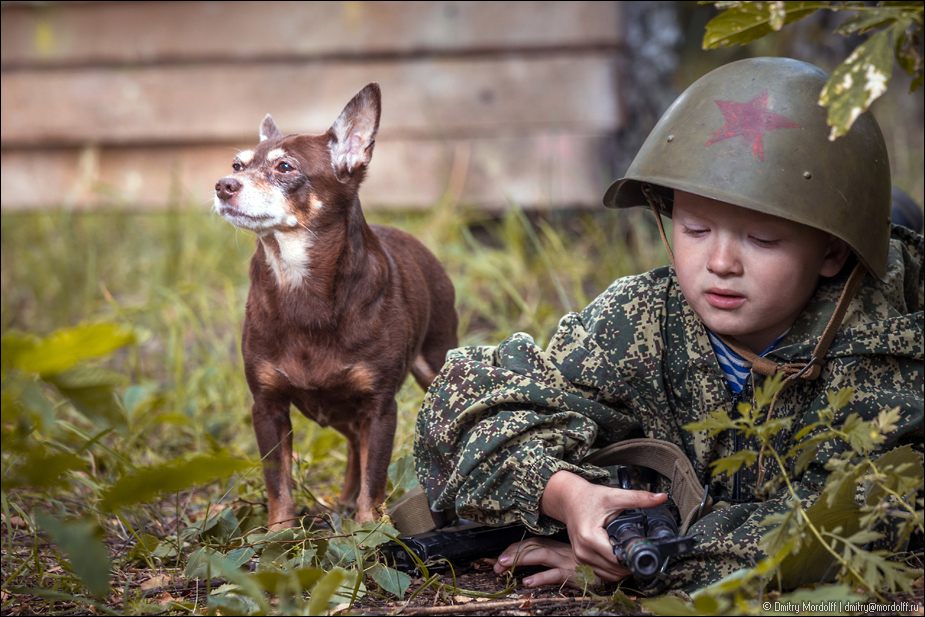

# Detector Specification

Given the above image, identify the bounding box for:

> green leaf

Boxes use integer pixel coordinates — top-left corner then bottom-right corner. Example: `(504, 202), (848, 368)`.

(867, 445), (923, 506)
(793, 437), (825, 474)
(98, 453), (251, 512)
(754, 373), (787, 410)
(5, 448), (87, 490)
(388, 454), (418, 492)
(684, 408), (737, 435)
(642, 594), (699, 616)
(893, 15), (924, 89)
(840, 412), (886, 454)
(252, 566), (326, 599)
(5, 587), (120, 616)
(760, 504), (805, 558)
(825, 387), (855, 412)
(776, 488), (863, 587)
(46, 367), (127, 429)
(206, 591), (259, 616)
(757, 416), (793, 440)
(835, 7), (907, 35)
(125, 532), (161, 565)
(204, 552), (271, 614)
(355, 519), (400, 549)
(4, 375), (56, 432)
(573, 564), (596, 588)
(369, 562), (411, 598)
(307, 567), (347, 615)
(226, 547), (257, 569)
(820, 28), (894, 139)
(709, 449), (758, 478)
(200, 507), (242, 544)
(777, 585), (863, 613)
(702, 2), (829, 49)
(184, 546), (216, 579)
(2, 324), (134, 377)
(327, 535), (361, 565)
(36, 512), (112, 600)
(873, 406), (903, 434)
(294, 567), (327, 591)
(258, 541), (291, 571)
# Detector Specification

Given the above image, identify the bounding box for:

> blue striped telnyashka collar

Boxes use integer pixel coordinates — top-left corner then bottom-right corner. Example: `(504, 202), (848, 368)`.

(707, 330), (790, 394)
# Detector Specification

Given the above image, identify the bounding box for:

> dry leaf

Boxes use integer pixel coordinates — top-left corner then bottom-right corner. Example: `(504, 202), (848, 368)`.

(452, 595), (473, 604)
(156, 590), (177, 605)
(141, 574), (171, 590)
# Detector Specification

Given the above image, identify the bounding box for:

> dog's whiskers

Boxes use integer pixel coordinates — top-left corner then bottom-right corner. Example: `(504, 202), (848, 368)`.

(298, 221), (320, 242)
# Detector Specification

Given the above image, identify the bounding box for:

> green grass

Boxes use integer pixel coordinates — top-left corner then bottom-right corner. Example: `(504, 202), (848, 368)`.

(1, 204), (666, 614)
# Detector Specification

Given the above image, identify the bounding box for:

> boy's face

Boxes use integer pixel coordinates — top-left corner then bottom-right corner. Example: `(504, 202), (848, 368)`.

(671, 191), (849, 353)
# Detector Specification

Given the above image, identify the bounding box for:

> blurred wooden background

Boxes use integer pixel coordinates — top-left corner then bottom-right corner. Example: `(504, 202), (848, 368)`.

(1, 1), (628, 211)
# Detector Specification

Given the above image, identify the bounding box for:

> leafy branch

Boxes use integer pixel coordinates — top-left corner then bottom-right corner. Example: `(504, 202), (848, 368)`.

(702, 1), (924, 139)
(645, 378), (923, 615)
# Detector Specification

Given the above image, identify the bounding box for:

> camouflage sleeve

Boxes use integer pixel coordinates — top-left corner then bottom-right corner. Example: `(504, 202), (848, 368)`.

(413, 306), (642, 534)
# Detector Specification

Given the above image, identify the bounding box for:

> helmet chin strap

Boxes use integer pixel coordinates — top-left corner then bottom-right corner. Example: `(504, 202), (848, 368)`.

(641, 183), (867, 384)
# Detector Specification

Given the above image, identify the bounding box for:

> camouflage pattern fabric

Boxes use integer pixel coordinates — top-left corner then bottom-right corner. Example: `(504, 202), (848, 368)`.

(414, 226), (924, 593)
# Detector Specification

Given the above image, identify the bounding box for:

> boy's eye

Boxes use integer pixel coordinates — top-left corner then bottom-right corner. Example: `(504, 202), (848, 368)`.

(750, 236), (781, 247)
(682, 225), (708, 237)
(276, 161), (294, 172)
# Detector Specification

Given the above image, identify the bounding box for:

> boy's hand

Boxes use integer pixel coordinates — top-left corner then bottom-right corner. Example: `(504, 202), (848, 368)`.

(493, 470), (667, 588)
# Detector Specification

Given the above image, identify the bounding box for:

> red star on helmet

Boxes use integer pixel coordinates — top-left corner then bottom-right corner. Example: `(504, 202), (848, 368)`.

(705, 90), (801, 161)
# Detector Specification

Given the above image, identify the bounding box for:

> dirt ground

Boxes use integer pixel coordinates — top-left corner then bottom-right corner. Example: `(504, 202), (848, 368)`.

(3, 540), (922, 616)
(348, 560), (925, 617)
(352, 558), (636, 616)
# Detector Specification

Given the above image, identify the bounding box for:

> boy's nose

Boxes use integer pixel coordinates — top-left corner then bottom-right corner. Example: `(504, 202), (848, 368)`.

(706, 239), (744, 276)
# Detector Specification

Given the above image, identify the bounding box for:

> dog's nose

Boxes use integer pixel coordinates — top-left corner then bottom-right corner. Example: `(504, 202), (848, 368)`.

(215, 177), (242, 200)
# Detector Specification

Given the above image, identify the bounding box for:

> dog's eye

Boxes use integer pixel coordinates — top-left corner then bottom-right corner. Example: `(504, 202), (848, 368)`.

(276, 161), (294, 172)
(232, 162), (244, 172)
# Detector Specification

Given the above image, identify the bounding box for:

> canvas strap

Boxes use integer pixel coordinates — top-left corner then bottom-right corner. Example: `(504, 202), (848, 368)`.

(389, 438), (713, 537)
(713, 261), (866, 382)
(580, 438), (712, 535)
(388, 485), (444, 536)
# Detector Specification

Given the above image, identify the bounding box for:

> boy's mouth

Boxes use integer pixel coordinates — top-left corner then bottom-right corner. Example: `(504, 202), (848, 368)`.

(705, 289), (746, 310)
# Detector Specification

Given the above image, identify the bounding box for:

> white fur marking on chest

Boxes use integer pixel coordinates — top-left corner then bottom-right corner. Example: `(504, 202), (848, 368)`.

(264, 231), (312, 289)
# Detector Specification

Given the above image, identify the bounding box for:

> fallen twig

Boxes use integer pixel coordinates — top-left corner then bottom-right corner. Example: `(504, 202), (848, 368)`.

(388, 595), (592, 615)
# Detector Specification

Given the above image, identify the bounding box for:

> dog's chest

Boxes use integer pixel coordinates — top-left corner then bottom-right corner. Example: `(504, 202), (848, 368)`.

(250, 342), (380, 412)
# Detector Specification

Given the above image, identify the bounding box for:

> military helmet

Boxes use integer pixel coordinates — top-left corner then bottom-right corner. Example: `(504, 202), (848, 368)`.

(604, 57), (892, 281)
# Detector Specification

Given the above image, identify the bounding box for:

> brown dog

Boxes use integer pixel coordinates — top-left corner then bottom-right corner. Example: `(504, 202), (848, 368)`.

(213, 83), (458, 528)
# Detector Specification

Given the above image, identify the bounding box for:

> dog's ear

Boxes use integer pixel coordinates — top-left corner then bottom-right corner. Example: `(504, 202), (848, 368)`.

(260, 115), (283, 142)
(329, 83), (381, 182)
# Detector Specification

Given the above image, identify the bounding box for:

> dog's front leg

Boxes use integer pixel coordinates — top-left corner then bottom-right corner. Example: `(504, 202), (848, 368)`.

(354, 398), (398, 523)
(337, 422), (361, 511)
(252, 396), (296, 529)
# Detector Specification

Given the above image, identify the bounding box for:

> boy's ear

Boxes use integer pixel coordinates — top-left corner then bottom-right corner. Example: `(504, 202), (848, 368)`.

(819, 236), (851, 277)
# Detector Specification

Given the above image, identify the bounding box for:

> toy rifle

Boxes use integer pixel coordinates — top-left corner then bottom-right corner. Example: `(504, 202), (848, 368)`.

(605, 466), (697, 586)
(382, 466), (697, 586)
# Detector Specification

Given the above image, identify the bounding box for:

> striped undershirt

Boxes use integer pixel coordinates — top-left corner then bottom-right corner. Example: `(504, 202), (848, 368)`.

(707, 330), (789, 394)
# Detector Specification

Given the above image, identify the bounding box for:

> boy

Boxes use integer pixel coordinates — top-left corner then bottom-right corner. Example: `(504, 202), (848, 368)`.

(414, 57), (923, 592)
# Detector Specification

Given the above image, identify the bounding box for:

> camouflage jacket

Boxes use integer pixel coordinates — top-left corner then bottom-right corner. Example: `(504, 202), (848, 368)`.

(414, 226), (923, 592)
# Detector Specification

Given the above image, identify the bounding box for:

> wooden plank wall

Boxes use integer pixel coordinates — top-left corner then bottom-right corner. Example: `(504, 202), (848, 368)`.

(0, 1), (625, 211)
